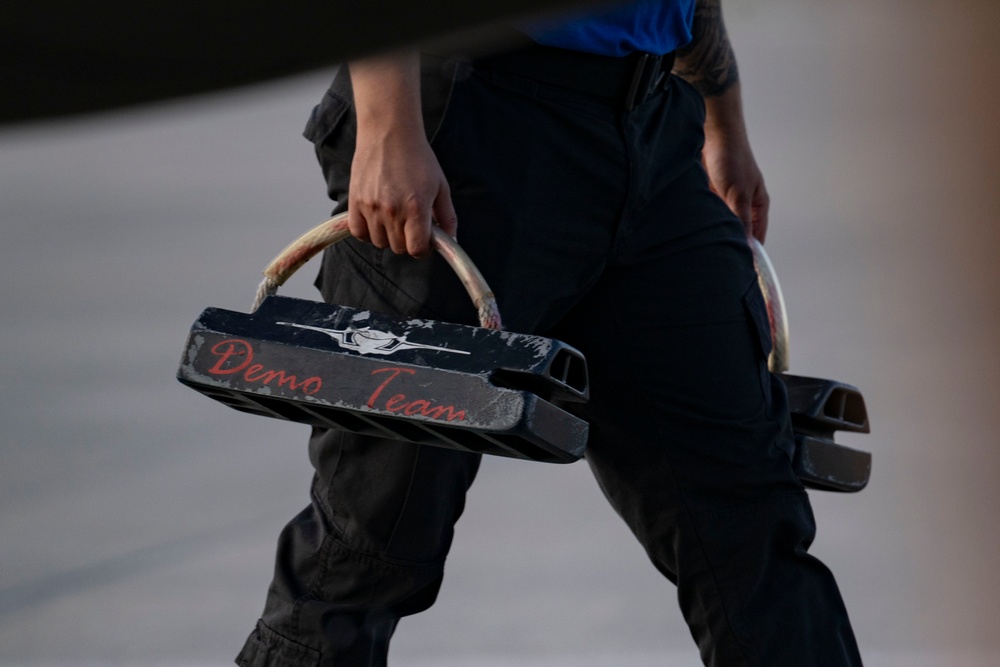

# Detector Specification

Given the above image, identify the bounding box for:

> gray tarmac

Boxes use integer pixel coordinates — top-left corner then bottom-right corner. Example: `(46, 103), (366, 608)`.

(2, 1), (999, 665)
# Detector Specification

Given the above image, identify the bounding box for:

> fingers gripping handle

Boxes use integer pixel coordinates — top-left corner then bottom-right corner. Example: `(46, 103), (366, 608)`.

(252, 212), (503, 330)
(251, 216), (780, 359)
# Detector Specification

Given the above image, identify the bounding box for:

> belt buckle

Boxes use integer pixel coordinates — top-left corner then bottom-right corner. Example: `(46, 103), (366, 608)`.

(624, 52), (663, 111)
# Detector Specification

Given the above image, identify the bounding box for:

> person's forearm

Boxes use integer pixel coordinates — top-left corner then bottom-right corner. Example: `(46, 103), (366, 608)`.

(348, 50), (425, 140)
(673, 0), (769, 241)
(673, 0), (745, 137)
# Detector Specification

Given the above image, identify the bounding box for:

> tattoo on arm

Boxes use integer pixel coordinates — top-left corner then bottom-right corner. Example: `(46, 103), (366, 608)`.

(673, 0), (739, 97)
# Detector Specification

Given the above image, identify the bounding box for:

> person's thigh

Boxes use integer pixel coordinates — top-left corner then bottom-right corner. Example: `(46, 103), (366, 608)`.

(549, 162), (857, 665)
(293, 55), (636, 588)
(551, 160), (802, 526)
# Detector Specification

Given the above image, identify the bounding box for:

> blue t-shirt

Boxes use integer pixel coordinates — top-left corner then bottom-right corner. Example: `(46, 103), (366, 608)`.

(521, 0), (695, 57)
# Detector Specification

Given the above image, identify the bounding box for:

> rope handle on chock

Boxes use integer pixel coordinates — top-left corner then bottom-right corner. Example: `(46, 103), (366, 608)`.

(252, 212), (503, 330)
(251, 214), (783, 363)
(750, 237), (790, 374)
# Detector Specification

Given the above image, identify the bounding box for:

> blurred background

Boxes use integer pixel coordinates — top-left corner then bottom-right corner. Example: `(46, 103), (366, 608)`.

(1, 0), (998, 665)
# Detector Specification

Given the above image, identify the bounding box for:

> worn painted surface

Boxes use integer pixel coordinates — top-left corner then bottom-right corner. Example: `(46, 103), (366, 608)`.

(178, 295), (590, 462)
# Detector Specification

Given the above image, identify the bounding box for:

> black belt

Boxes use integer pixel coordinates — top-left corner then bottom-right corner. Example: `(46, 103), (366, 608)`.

(475, 42), (676, 110)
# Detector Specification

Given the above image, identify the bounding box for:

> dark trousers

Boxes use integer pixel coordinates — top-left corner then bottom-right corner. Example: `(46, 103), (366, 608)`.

(237, 51), (862, 667)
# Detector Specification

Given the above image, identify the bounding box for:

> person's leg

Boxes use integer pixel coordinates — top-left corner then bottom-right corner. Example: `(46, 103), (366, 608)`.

(547, 79), (861, 665)
(236, 429), (481, 666)
(238, 57), (631, 666)
(554, 230), (859, 665)
(238, 58), (492, 666)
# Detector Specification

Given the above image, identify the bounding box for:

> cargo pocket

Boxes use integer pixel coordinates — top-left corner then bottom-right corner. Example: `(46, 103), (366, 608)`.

(303, 75), (355, 204)
(302, 57), (465, 206)
(743, 281), (797, 458)
(235, 620), (320, 667)
(742, 281), (774, 403)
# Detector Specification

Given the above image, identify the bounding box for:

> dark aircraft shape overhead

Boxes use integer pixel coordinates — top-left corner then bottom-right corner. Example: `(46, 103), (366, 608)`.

(2, 0), (603, 124)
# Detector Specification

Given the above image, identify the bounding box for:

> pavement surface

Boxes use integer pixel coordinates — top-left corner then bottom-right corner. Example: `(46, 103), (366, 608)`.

(2, 1), (999, 665)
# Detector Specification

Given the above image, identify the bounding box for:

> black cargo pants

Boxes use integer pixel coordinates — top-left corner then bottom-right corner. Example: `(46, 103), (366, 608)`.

(236, 48), (862, 667)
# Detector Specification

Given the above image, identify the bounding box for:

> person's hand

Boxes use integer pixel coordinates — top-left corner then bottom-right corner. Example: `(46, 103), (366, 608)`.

(348, 127), (457, 259)
(702, 127), (769, 243)
(346, 51), (457, 259)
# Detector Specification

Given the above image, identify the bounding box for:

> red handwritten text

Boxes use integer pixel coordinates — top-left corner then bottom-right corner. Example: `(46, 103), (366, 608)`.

(366, 367), (466, 422)
(207, 339), (322, 396)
